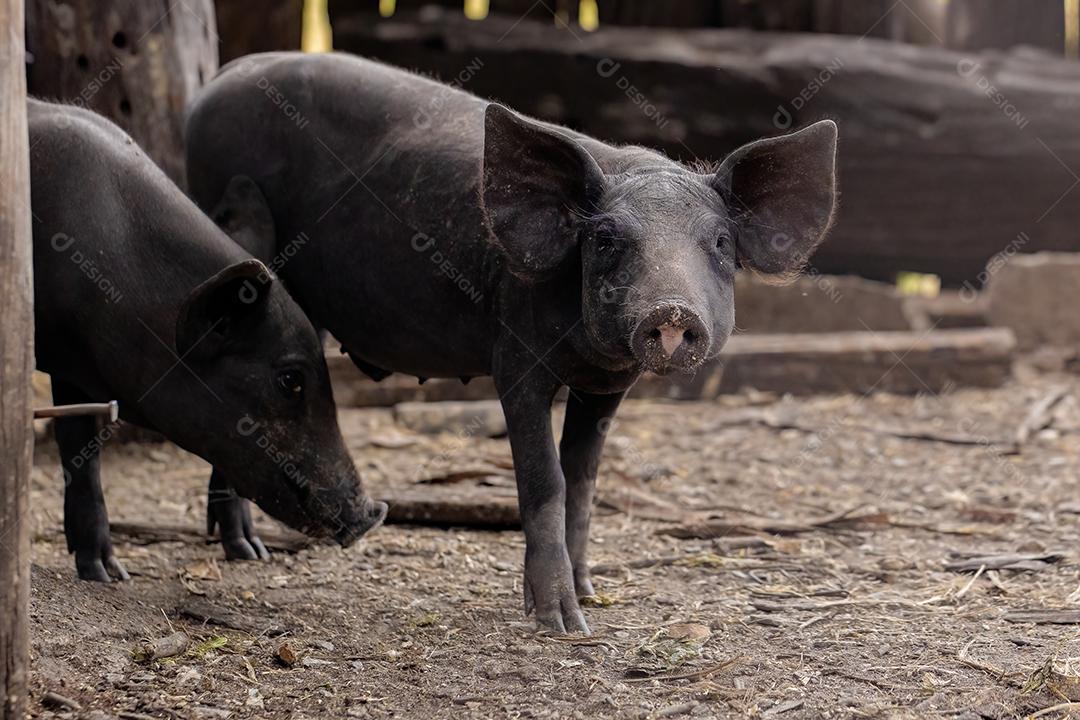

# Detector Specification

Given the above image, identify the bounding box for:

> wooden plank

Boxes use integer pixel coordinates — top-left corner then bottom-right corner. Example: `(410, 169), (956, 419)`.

(329, 13), (1080, 285)
(945, 0), (1064, 54)
(216, 0), (302, 64)
(328, 328), (1016, 405)
(719, 0), (810, 32)
(0, 0), (34, 713)
(811, 0), (906, 39)
(599, 0), (720, 28)
(636, 328), (1017, 398)
(383, 489), (520, 528)
(25, 0), (218, 187)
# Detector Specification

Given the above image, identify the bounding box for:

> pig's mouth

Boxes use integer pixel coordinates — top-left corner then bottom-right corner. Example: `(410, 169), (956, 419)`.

(333, 499), (389, 548)
(271, 470), (387, 546)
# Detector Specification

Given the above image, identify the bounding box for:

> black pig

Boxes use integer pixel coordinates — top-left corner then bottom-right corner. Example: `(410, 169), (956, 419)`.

(29, 99), (386, 581)
(186, 54), (836, 632)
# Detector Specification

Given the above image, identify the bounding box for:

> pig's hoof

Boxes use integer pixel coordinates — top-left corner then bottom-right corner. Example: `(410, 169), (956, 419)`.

(222, 535), (270, 562)
(524, 566), (590, 635)
(209, 494), (271, 562)
(75, 549), (130, 583)
(574, 573), (595, 599)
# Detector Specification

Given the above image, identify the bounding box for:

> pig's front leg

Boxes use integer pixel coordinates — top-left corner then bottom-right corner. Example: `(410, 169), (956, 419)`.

(207, 469), (270, 561)
(559, 390), (623, 598)
(52, 380), (129, 582)
(496, 375), (588, 634)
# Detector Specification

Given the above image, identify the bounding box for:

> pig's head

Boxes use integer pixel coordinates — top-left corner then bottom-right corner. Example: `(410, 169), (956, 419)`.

(172, 258), (387, 546)
(482, 104), (837, 375)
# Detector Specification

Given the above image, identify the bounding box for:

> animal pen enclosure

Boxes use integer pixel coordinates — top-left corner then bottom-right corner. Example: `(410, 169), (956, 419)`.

(10, 1), (1080, 719)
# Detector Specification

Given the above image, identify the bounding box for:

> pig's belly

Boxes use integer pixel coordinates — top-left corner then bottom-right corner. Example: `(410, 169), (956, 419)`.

(328, 307), (493, 380)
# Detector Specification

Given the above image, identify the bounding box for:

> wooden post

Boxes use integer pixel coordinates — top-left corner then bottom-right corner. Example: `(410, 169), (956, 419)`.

(215, 0), (302, 64)
(0, 0), (34, 715)
(24, 0), (218, 187)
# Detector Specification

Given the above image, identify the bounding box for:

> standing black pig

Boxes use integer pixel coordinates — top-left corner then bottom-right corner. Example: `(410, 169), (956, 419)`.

(186, 54), (837, 632)
(30, 99), (386, 581)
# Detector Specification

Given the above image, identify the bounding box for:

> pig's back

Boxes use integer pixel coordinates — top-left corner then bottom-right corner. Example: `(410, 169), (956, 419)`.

(188, 53), (502, 376)
(28, 100), (247, 402)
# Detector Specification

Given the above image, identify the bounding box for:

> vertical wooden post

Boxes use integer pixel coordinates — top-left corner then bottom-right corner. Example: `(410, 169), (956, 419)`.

(25, 0), (218, 187)
(0, 0), (34, 716)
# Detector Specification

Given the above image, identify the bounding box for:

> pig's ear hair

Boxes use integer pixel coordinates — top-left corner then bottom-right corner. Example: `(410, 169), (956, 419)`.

(176, 259), (274, 361)
(714, 119), (837, 283)
(211, 175), (277, 263)
(481, 103), (606, 281)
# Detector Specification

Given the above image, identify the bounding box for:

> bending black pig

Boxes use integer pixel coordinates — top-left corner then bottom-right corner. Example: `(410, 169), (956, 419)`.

(30, 99), (386, 581)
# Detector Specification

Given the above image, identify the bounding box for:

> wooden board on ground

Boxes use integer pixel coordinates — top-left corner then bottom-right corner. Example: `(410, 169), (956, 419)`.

(329, 328), (1016, 406)
(383, 488), (520, 528)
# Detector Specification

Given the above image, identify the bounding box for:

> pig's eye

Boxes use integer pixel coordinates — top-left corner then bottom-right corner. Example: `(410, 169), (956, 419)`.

(594, 220), (621, 254)
(275, 369), (305, 398)
(716, 231), (733, 250)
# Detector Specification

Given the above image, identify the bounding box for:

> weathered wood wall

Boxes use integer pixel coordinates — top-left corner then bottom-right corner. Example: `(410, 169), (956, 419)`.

(0, 0), (34, 714)
(330, 12), (1080, 285)
(945, 0), (1065, 53)
(25, 0), (218, 187)
(215, 0), (303, 63)
(340, 0), (1062, 52)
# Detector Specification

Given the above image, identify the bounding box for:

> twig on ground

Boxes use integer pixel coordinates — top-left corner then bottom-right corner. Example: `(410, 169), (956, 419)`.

(657, 506), (888, 540)
(1005, 609), (1080, 625)
(623, 657), (745, 684)
(945, 552), (1067, 573)
(110, 521), (313, 553)
(134, 631), (190, 662)
(1015, 385), (1070, 447)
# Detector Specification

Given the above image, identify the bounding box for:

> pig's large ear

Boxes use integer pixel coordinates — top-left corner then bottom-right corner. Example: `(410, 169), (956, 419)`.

(714, 120), (837, 282)
(481, 104), (606, 281)
(176, 259), (274, 361)
(211, 175), (277, 263)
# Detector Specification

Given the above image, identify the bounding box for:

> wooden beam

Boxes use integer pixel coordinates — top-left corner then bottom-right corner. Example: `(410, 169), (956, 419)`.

(216, 0), (302, 64)
(640, 327), (1017, 398)
(328, 328), (1016, 406)
(0, 0), (34, 713)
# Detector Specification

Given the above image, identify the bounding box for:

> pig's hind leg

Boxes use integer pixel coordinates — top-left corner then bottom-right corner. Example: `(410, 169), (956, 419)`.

(559, 390), (624, 598)
(53, 380), (130, 582)
(207, 469), (270, 561)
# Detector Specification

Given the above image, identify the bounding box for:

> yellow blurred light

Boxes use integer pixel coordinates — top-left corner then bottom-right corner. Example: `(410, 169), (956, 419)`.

(302, 0), (333, 52)
(579, 0), (599, 31)
(1066, 0), (1079, 58)
(379, 0), (396, 18)
(896, 272), (941, 298)
(464, 0), (489, 21)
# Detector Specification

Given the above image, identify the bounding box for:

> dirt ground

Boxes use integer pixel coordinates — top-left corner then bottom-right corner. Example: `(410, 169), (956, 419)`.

(24, 369), (1080, 719)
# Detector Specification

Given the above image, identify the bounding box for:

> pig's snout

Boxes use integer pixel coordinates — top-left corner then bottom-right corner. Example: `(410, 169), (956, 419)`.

(334, 498), (389, 548)
(631, 302), (710, 374)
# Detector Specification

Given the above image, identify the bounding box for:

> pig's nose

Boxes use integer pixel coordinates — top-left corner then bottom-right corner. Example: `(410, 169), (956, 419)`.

(657, 324), (686, 356)
(631, 302), (710, 374)
(334, 499), (388, 548)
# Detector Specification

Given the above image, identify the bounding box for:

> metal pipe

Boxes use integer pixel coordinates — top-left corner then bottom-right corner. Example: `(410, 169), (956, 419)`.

(33, 401), (119, 423)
